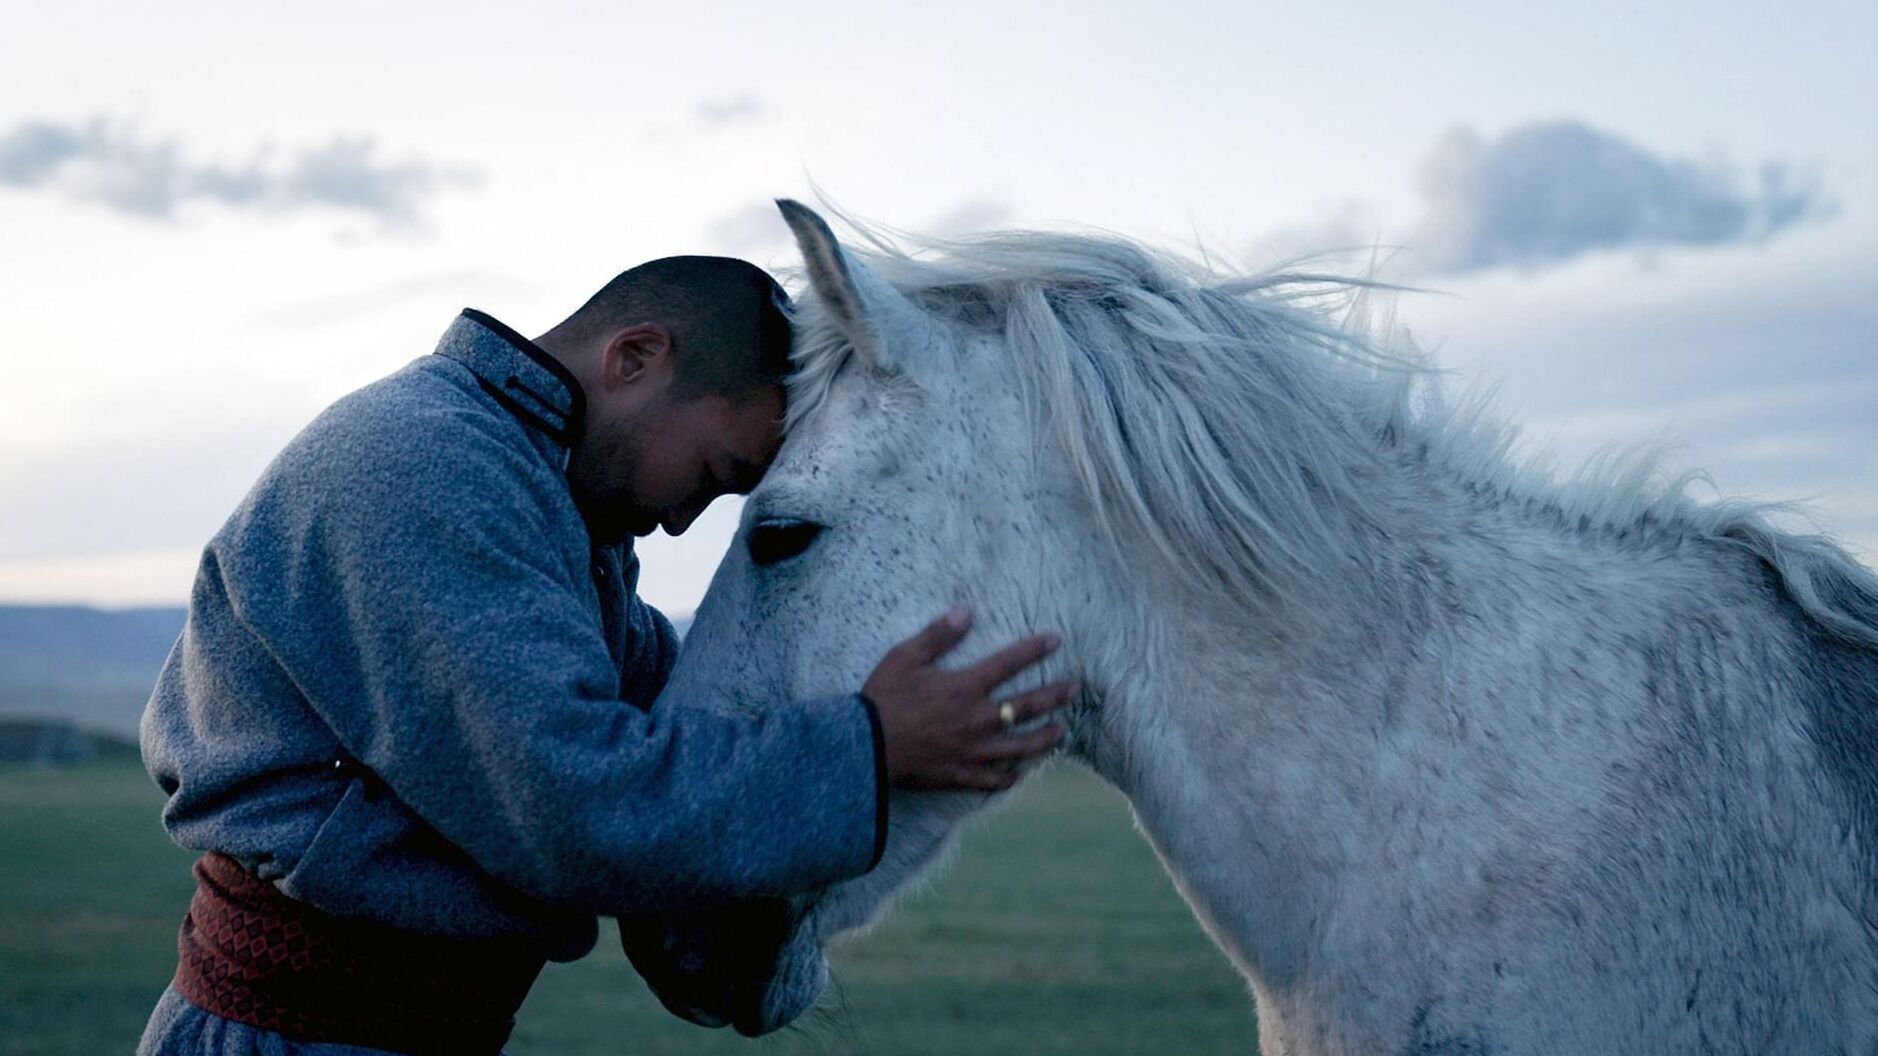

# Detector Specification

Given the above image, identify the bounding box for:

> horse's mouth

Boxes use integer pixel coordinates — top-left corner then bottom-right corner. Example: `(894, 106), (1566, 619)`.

(619, 899), (828, 1037)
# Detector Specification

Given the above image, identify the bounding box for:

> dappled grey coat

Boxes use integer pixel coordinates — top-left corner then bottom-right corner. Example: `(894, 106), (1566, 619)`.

(137, 311), (886, 1053)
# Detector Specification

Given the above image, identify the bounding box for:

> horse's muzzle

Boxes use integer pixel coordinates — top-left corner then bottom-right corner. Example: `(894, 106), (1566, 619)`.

(618, 898), (827, 1036)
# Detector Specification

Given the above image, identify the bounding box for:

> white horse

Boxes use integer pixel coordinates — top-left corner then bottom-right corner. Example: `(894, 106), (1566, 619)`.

(638, 200), (1878, 1054)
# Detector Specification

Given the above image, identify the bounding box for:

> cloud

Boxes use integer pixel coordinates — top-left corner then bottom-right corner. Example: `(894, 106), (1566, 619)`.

(1247, 201), (1388, 269)
(644, 95), (769, 144)
(703, 195), (1017, 259)
(925, 196), (1012, 238)
(1388, 231), (1878, 560)
(1411, 120), (1829, 274)
(0, 117), (474, 225)
(242, 268), (545, 334)
(0, 407), (306, 563)
(694, 95), (763, 124)
(704, 202), (789, 256)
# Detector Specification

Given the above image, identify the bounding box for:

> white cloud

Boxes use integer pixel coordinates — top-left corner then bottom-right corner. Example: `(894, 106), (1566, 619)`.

(703, 202), (789, 256)
(0, 117), (475, 225)
(926, 196), (1012, 238)
(1246, 201), (1389, 269)
(1410, 120), (1829, 274)
(701, 195), (1015, 260)
(694, 95), (763, 124)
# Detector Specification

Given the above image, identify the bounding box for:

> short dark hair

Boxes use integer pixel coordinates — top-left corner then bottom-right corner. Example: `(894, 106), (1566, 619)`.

(558, 255), (793, 400)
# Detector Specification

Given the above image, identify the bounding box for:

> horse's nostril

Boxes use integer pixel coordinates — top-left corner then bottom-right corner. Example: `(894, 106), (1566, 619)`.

(748, 519), (825, 566)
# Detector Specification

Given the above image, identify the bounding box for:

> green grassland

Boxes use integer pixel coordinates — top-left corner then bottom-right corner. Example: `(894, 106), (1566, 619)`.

(0, 761), (1257, 1055)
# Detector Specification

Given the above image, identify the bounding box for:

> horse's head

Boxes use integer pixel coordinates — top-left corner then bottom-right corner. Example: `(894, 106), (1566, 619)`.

(635, 200), (1386, 1033)
(635, 201), (1094, 1034)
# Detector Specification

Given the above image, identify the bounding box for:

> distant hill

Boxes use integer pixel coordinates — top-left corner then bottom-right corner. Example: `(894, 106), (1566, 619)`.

(0, 605), (186, 740)
(0, 717), (139, 765)
(0, 604), (691, 742)
(0, 606), (186, 689)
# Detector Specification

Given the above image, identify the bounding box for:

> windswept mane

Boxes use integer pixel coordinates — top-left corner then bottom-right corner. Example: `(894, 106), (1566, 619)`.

(784, 216), (1878, 650)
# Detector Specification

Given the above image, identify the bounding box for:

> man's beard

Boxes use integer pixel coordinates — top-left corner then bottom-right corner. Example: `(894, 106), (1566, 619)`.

(567, 418), (654, 544)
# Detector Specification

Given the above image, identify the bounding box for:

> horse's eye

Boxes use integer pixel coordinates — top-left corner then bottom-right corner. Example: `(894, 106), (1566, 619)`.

(748, 519), (825, 567)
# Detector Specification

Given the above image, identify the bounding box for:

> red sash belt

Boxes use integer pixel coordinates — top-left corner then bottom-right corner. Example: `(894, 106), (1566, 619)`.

(171, 852), (547, 1055)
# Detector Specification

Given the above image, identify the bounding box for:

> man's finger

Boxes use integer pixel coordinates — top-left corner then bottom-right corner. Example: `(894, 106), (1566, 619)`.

(961, 632), (1061, 694)
(893, 605), (972, 666)
(970, 721), (1066, 763)
(991, 679), (1080, 731)
(971, 678), (1075, 735)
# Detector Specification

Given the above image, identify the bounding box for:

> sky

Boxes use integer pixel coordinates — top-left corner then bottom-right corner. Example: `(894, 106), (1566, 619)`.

(1, 1), (1873, 615)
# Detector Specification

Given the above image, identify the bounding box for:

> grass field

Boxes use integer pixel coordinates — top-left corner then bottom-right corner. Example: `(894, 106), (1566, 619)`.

(0, 761), (1258, 1055)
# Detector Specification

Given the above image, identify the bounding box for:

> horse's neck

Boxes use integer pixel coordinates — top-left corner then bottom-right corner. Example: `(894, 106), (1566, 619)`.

(1072, 528), (1431, 993)
(1072, 464), (1814, 1013)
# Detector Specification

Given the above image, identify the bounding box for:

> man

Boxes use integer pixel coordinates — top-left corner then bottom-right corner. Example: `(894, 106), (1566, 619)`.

(138, 256), (1074, 1055)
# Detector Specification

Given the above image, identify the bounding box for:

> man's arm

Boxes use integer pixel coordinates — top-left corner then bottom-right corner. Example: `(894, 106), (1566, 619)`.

(222, 410), (882, 918)
(614, 547), (681, 709)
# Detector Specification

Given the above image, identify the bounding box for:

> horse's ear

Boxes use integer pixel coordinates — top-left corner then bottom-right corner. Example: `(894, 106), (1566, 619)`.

(775, 198), (925, 374)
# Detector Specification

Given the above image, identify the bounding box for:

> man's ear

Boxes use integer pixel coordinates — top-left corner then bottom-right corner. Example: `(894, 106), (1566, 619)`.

(600, 323), (673, 390)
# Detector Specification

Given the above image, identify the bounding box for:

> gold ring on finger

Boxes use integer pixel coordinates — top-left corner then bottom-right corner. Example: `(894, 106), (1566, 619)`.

(998, 701), (1017, 731)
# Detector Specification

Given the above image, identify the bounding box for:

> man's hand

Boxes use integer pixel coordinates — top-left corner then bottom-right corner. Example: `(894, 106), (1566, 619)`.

(861, 606), (1076, 792)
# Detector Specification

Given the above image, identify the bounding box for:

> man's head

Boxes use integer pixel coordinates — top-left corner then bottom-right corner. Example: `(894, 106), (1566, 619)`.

(538, 256), (793, 542)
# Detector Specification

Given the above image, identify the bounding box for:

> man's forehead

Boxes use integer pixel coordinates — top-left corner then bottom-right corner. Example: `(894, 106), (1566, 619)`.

(737, 427), (783, 474)
(720, 390), (786, 491)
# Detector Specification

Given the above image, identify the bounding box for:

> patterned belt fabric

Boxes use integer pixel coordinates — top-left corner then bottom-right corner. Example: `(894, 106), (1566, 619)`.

(171, 852), (548, 1056)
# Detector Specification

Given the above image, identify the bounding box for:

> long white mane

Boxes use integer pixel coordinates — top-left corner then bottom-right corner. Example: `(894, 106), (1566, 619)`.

(784, 216), (1878, 650)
